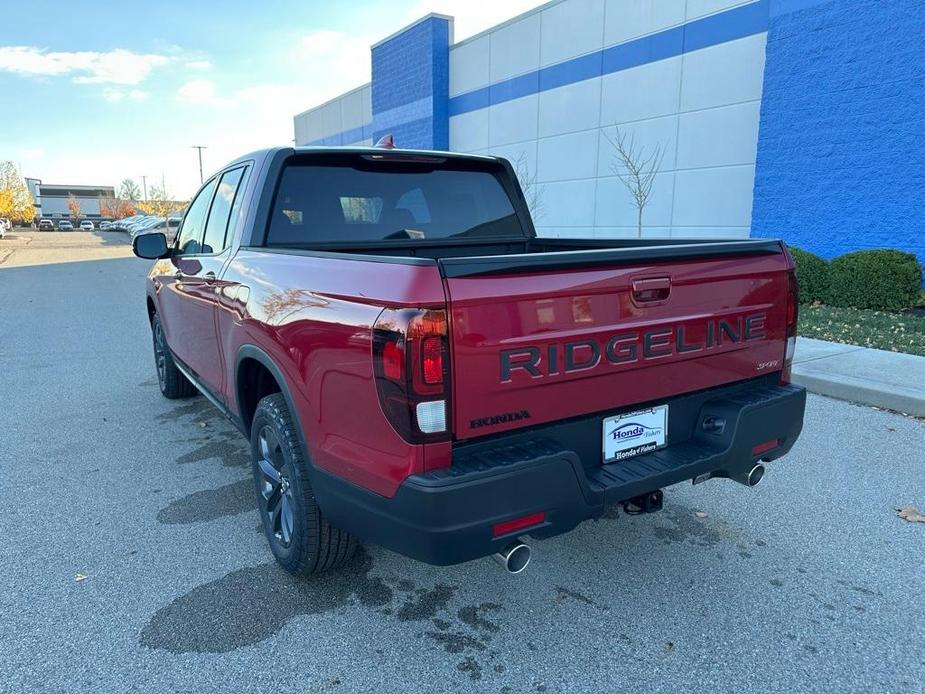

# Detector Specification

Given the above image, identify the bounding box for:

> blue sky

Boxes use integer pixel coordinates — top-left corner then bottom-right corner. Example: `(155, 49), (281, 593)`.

(0, 0), (541, 198)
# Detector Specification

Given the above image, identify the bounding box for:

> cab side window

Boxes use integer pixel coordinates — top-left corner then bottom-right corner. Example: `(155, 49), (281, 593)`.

(201, 167), (246, 255)
(176, 178), (217, 255)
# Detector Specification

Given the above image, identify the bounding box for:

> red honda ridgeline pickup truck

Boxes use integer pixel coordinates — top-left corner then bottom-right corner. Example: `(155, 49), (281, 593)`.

(133, 145), (806, 576)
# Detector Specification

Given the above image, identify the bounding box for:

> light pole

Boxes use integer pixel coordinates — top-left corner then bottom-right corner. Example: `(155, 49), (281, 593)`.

(140, 175), (148, 202)
(192, 145), (207, 184)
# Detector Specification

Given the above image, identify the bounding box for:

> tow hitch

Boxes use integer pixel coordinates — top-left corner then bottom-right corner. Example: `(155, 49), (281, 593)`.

(622, 489), (664, 515)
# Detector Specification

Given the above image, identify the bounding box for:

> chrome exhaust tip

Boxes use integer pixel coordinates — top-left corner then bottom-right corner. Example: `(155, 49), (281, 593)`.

(493, 540), (531, 574)
(730, 463), (765, 487)
(746, 463), (765, 486)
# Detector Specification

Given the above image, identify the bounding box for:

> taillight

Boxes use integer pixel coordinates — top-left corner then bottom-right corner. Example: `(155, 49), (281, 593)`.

(372, 307), (451, 443)
(422, 337), (443, 384)
(781, 270), (799, 383)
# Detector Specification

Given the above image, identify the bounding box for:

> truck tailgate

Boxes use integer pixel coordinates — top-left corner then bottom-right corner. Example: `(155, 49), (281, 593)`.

(441, 249), (792, 440)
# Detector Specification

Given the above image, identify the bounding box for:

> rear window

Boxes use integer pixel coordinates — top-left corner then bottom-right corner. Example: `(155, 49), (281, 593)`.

(266, 160), (523, 246)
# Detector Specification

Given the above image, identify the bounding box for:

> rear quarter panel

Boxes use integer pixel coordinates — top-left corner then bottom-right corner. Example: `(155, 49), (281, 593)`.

(217, 250), (448, 497)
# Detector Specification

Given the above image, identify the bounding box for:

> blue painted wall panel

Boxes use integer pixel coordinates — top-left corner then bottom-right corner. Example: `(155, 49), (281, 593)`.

(371, 16), (450, 149)
(753, 0), (925, 266)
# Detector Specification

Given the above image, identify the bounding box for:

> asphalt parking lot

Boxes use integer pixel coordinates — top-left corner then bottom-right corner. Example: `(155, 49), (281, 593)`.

(1, 232), (923, 693)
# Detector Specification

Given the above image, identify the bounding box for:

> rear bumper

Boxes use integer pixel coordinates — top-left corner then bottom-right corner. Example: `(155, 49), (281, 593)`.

(313, 377), (806, 566)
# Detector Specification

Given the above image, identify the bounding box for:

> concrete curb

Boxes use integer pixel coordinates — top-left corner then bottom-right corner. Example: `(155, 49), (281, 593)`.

(792, 338), (925, 416)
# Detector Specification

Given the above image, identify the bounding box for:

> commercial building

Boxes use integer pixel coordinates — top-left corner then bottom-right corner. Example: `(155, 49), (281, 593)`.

(293, 0), (923, 265)
(31, 183), (116, 220)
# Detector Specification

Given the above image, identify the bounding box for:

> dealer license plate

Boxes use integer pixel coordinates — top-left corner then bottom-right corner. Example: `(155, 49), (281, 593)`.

(602, 405), (668, 462)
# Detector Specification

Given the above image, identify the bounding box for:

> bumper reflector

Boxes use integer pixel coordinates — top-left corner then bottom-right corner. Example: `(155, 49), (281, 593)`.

(751, 438), (779, 456)
(492, 511), (546, 538)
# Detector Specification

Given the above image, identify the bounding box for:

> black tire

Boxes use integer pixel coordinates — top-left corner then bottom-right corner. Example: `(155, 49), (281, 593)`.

(151, 313), (197, 399)
(250, 393), (357, 575)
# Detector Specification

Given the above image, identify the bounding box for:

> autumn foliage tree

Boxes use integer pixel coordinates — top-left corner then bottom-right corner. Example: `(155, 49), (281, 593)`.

(99, 196), (136, 219)
(136, 183), (186, 223)
(67, 193), (82, 221)
(0, 160), (35, 223)
(115, 200), (136, 218)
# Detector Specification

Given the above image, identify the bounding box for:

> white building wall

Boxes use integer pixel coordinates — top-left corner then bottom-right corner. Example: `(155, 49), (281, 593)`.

(293, 84), (372, 146)
(448, 0), (766, 239)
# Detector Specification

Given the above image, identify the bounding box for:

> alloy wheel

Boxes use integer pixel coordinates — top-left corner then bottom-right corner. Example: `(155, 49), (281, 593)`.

(256, 425), (295, 548)
(153, 320), (167, 386)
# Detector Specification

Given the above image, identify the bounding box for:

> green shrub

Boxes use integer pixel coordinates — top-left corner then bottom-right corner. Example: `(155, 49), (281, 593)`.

(788, 246), (830, 304)
(828, 249), (923, 311)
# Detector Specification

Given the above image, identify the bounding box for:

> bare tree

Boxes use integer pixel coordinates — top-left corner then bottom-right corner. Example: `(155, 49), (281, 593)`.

(604, 127), (665, 236)
(118, 178), (142, 201)
(512, 152), (545, 223)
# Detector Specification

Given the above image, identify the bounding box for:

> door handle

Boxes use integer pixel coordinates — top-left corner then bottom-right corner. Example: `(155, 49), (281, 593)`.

(203, 271), (216, 282)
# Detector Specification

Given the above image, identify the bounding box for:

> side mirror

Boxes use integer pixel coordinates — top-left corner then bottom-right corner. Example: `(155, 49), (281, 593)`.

(133, 232), (170, 259)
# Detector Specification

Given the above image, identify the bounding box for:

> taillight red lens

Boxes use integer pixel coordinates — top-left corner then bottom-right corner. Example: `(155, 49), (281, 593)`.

(382, 341), (403, 380)
(422, 337), (443, 385)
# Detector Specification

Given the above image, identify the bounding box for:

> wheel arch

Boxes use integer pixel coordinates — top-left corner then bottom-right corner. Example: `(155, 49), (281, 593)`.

(235, 345), (314, 472)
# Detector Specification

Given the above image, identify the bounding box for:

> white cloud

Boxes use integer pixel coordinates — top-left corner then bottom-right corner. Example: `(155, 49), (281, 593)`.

(102, 87), (150, 102)
(186, 59), (212, 70)
(0, 46), (169, 84)
(102, 87), (125, 102)
(175, 78), (218, 104)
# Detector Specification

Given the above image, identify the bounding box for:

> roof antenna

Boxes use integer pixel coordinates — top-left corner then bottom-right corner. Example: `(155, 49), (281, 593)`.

(375, 134), (395, 149)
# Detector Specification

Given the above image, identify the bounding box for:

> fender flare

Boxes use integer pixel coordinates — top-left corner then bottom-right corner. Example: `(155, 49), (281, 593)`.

(234, 344), (316, 477)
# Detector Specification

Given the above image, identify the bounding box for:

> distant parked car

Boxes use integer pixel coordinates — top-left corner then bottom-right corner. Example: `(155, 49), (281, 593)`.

(0, 218), (10, 237)
(39, 219), (54, 231)
(58, 220), (74, 231)
(113, 215), (146, 232)
(135, 217), (181, 242)
(79, 220), (95, 230)
(99, 221), (113, 230)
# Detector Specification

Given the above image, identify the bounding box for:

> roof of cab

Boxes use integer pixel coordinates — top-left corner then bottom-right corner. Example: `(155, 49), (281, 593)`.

(223, 145), (499, 171)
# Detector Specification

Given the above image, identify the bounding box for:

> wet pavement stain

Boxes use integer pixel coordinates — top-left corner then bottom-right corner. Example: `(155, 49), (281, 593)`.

(140, 548), (391, 653)
(456, 656), (483, 681)
(156, 398), (220, 423)
(141, 544), (510, 685)
(457, 603), (501, 633)
(836, 579), (882, 598)
(397, 584), (458, 621)
(554, 586), (593, 606)
(156, 479), (255, 525)
(176, 440), (250, 468)
(650, 504), (738, 547)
